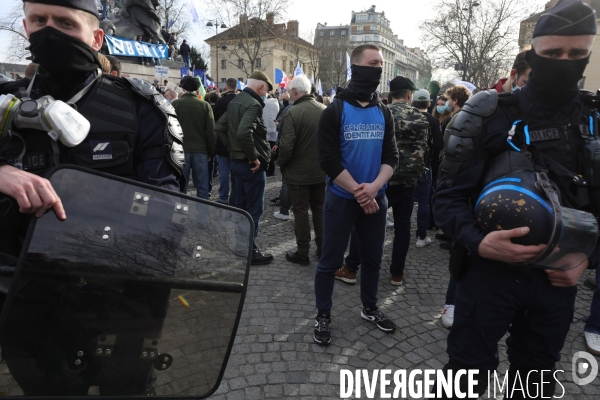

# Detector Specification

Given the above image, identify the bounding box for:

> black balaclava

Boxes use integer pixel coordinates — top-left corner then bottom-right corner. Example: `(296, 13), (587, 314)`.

(29, 26), (101, 101)
(525, 49), (589, 104)
(347, 65), (382, 102)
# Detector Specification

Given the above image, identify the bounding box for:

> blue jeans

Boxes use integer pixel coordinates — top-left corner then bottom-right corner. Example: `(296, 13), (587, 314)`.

(415, 170), (432, 240)
(182, 54), (190, 68)
(154, 58), (161, 66)
(183, 152), (209, 199)
(100, 0), (108, 19)
(585, 267), (600, 334)
(315, 189), (388, 314)
(386, 186), (417, 276)
(230, 162), (266, 251)
(207, 156), (214, 195)
(216, 155), (231, 204)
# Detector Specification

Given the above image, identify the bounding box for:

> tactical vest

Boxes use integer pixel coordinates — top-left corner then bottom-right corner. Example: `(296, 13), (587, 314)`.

(0, 75), (184, 183)
(442, 89), (599, 211)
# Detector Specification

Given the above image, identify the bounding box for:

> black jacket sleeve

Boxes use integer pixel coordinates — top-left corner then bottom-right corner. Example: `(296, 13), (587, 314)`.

(427, 113), (444, 153)
(317, 105), (344, 180)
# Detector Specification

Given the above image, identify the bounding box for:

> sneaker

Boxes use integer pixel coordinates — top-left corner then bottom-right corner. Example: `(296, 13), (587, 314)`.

(391, 274), (404, 286)
(313, 315), (331, 345)
(361, 308), (396, 332)
(386, 219), (394, 229)
(270, 197), (280, 204)
(285, 250), (309, 266)
(584, 278), (597, 291)
(416, 237), (432, 248)
(251, 251), (274, 265)
(441, 304), (455, 328)
(273, 211), (290, 220)
(585, 331), (600, 355)
(335, 264), (357, 284)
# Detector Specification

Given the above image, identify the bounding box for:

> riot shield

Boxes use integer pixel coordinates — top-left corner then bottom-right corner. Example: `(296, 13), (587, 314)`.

(0, 166), (253, 398)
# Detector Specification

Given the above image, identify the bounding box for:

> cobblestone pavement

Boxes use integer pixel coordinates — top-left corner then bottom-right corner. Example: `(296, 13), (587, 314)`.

(209, 171), (600, 400)
(0, 169), (598, 399)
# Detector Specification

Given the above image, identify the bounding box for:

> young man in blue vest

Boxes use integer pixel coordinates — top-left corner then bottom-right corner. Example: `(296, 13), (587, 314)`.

(313, 44), (399, 345)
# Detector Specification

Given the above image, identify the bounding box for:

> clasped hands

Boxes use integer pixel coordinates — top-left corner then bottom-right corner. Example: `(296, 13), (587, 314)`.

(353, 182), (380, 215)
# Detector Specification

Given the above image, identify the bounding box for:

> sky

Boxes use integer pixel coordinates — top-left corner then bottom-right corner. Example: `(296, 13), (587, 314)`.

(0, 0), (550, 70)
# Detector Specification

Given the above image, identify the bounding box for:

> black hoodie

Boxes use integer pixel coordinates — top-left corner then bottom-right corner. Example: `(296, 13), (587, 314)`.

(317, 89), (398, 182)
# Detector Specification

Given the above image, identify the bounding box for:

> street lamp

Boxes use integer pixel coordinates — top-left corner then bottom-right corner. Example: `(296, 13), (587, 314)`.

(207, 20), (228, 85)
(461, 0), (480, 80)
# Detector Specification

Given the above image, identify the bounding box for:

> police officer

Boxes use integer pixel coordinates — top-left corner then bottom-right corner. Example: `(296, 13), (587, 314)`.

(433, 0), (599, 397)
(0, 0), (184, 395)
(0, 0), (184, 256)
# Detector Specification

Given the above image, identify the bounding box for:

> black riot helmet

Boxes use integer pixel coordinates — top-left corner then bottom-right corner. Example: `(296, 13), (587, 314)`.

(475, 151), (598, 270)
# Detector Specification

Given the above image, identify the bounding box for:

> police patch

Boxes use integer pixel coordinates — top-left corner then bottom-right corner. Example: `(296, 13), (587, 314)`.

(529, 128), (560, 142)
(90, 140), (113, 160)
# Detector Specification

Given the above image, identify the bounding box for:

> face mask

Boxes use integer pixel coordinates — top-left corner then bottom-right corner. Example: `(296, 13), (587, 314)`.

(511, 83), (519, 92)
(445, 101), (453, 112)
(347, 65), (383, 102)
(525, 49), (590, 104)
(282, 100), (289, 107)
(261, 95), (267, 102)
(279, 101), (284, 106)
(29, 26), (101, 101)
(436, 106), (446, 114)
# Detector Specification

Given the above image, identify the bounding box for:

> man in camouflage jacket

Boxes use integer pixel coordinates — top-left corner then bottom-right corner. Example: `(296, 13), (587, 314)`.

(385, 76), (430, 285)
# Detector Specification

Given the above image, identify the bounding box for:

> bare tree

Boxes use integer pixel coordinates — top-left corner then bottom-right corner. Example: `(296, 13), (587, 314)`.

(205, 0), (292, 79)
(156, 0), (191, 38)
(0, 2), (29, 63)
(420, 0), (539, 89)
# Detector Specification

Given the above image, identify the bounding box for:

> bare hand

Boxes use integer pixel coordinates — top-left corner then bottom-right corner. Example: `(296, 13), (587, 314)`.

(271, 145), (279, 154)
(477, 227), (545, 263)
(353, 182), (379, 205)
(249, 159), (261, 173)
(0, 165), (66, 220)
(545, 255), (589, 287)
(361, 198), (380, 215)
(207, 156), (212, 162)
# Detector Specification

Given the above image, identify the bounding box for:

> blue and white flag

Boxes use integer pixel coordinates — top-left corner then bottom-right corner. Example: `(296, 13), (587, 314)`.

(180, 67), (190, 79)
(317, 79), (323, 96)
(346, 52), (352, 82)
(237, 80), (246, 90)
(455, 80), (477, 93)
(310, 75), (315, 85)
(294, 61), (303, 77)
(105, 35), (168, 59)
(168, 19), (174, 29)
(189, 2), (200, 24)
(275, 68), (285, 84)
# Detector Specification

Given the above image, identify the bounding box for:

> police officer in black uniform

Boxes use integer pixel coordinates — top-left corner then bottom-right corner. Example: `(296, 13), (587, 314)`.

(0, 0), (184, 395)
(433, 0), (599, 397)
(0, 0), (184, 252)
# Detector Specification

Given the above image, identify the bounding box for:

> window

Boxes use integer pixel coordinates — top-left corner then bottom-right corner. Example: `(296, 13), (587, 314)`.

(330, 30), (335, 37)
(351, 36), (356, 42)
(221, 59), (227, 69)
(256, 58), (261, 68)
(221, 78), (226, 82)
(356, 14), (367, 22)
(238, 43), (243, 49)
(319, 31), (324, 37)
(371, 25), (378, 31)
(373, 36), (379, 42)
(364, 36), (370, 42)
(357, 25), (363, 31)
(238, 59), (244, 69)
(341, 31), (346, 37)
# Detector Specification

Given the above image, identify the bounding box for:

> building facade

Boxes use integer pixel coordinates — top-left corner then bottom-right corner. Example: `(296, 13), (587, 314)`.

(205, 14), (316, 89)
(519, 0), (600, 92)
(315, 6), (431, 92)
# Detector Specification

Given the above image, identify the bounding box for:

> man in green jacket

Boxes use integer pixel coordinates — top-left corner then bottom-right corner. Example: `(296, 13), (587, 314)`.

(278, 75), (327, 266)
(172, 76), (216, 199)
(215, 71), (274, 265)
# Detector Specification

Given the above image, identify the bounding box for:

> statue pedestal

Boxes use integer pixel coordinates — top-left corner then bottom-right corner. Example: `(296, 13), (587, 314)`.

(118, 56), (185, 85)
